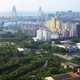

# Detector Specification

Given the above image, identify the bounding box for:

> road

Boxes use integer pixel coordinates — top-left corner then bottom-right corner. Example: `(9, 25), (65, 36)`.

(53, 54), (74, 60)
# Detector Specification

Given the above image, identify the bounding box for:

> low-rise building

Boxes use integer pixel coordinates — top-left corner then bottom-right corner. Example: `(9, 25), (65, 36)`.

(17, 48), (31, 54)
(52, 72), (80, 80)
(45, 72), (80, 80)
(45, 77), (54, 80)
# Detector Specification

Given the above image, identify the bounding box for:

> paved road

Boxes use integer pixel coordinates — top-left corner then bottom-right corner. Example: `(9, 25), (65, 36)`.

(74, 55), (80, 58)
(53, 54), (74, 60)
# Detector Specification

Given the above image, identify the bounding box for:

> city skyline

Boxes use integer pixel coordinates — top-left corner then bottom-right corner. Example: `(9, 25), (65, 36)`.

(0, 0), (80, 12)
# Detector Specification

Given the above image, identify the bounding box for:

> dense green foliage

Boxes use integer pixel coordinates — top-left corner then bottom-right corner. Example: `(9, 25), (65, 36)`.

(0, 32), (79, 80)
(71, 37), (80, 43)
(0, 45), (67, 80)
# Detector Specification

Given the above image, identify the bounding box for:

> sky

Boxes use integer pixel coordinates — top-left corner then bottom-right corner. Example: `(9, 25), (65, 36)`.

(0, 0), (80, 12)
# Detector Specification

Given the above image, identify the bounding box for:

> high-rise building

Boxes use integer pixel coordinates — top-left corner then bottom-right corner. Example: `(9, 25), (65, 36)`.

(12, 5), (17, 19)
(38, 7), (45, 21)
(62, 22), (77, 38)
(45, 16), (61, 33)
(11, 5), (18, 31)
(36, 29), (51, 41)
(45, 16), (78, 39)
(76, 24), (80, 37)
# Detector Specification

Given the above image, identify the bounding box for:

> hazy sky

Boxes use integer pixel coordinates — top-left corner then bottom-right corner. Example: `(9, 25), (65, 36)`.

(0, 0), (80, 12)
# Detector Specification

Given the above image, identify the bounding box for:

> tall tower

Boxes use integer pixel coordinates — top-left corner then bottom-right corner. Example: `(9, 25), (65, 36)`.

(38, 7), (45, 22)
(38, 7), (46, 28)
(12, 5), (17, 20)
(11, 5), (18, 31)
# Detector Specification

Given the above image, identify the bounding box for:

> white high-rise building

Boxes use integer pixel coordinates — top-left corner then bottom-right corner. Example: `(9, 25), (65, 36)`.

(51, 32), (59, 39)
(34, 29), (51, 41)
(33, 28), (59, 41)
(42, 29), (51, 41)
(36, 29), (43, 40)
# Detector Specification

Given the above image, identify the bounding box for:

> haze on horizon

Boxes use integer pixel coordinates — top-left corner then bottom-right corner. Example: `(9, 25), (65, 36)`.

(0, 0), (80, 12)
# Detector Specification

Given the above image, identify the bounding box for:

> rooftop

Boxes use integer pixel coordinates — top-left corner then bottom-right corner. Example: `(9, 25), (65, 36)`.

(45, 76), (54, 80)
(53, 72), (80, 80)
(45, 72), (80, 80)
